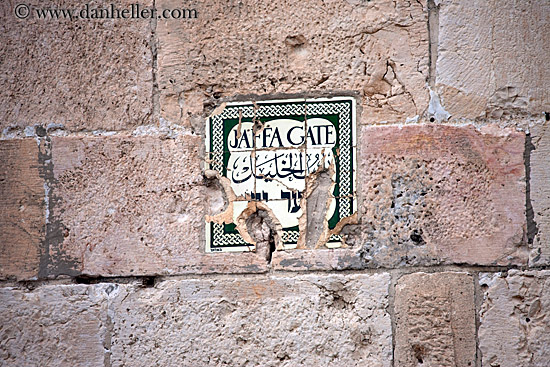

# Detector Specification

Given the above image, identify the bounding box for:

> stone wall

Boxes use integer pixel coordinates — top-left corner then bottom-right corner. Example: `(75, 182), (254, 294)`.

(1, 0), (549, 366)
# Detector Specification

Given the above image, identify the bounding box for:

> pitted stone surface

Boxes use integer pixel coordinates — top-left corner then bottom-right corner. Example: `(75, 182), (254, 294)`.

(0, 284), (112, 367)
(479, 270), (550, 367)
(394, 272), (475, 367)
(0, 139), (43, 280)
(157, 0), (429, 126)
(348, 124), (526, 267)
(436, 0), (550, 119)
(530, 122), (550, 265)
(110, 274), (392, 367)
(0, 0), (153, 132)
(50, 135), (268, 277)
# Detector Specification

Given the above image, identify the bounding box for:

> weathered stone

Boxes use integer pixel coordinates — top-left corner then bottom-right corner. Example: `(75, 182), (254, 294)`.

(479, 270), (550, 367)
(345, 124), (526, 268)
(50, 135), (268, 277)
(436, 0), (550, 119)
(0, 139), (43, 280)
(157, 0), (429, 126)
(0, 0), (153, 132)
(110, 274), (392, 367)
(394, 272), (475, 367)
(0, 284), (113, 366)
(272, 248), (363, 272)
(530, 121), (550, 265)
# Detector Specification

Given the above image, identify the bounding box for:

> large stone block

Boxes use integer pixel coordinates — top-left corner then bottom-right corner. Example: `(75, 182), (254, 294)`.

(530, 121), (550, 265)
(350, 124), (526, 267)
(436, 0), (549, 119)
(394, 272), (476, 367)
(49, 134), (268, 277)
(0, 139), (44, 280)
(156, 0), (429, 127)
(0, 284), (113, 366)
(479, 270), (550, 367)
(0, 0), (153, 132)
(110, 273), (392, 367)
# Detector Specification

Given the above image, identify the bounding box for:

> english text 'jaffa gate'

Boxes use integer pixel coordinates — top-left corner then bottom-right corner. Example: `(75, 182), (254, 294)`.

(1, 1), (549, 366)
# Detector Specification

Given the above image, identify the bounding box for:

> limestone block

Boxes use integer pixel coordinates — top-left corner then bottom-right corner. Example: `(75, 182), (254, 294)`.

(0, 284), (114, 366)
(0, 0), (154, 132)
(349, 124), (526, 267)
(394, 272), (476, 367)
(479, 270), (550, 367)
(156, 0), (429, 126)
(436, 0), (550, 119)
(0, 139), (44, 280)
(49, 135), (268, 277)
(110, 274), (392, 367)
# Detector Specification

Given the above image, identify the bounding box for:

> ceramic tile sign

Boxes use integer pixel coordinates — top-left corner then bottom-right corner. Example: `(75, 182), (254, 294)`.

(205, 97), (357, 252)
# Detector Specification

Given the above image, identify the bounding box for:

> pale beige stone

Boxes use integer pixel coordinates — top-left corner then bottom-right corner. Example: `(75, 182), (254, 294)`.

(271, 248), (363, 272)
(351, 124), (527, 267)
(110, 274), (392, 367)
(0, 139), (43, 280)
(436, 0), (550, 119)
(0, 0), (154, 132)
(479, 270), (550, 367)
(0, 284), (113, 366)
(157, 0), (429, 126)
(530, 121), (550, 265)
(50, 135), (268, 277)
(394, 272), (476, 367)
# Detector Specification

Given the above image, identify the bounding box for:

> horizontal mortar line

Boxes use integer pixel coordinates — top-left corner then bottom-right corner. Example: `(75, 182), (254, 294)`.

(0, 127), (200, 140)
(2, 263), (550, 289)
(269, 263), (550, 277)
(366, 119), (542, 129)
(1, 114), (544, 141)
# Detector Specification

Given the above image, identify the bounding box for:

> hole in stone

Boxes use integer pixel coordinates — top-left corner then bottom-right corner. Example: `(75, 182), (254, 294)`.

(429, 117), (435, 122)
(410, 229), (425, 245)
(35, 125), (47, 137)
(412, 344), (425, 365)
(142, 276), (156, 288)
(526, 317), (531, 323)
(545, 112), (549, 121)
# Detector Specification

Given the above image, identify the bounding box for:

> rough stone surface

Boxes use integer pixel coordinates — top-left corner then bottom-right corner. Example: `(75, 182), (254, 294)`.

(0, 0), (153, 132)
(110, 274), (392, 367)
(394, 272), (475, 367)
(157, 0), (429, 127)
(343, 124), (526, 268)
(50, 135), (268, 277)
(0, 284), (112, 366)
(271, 249), (363, 272)
(530, 121), (550, 265)
(436, 0), (550, 119)
(0, 139), (43, 280)
(479, 270), (550, 367)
